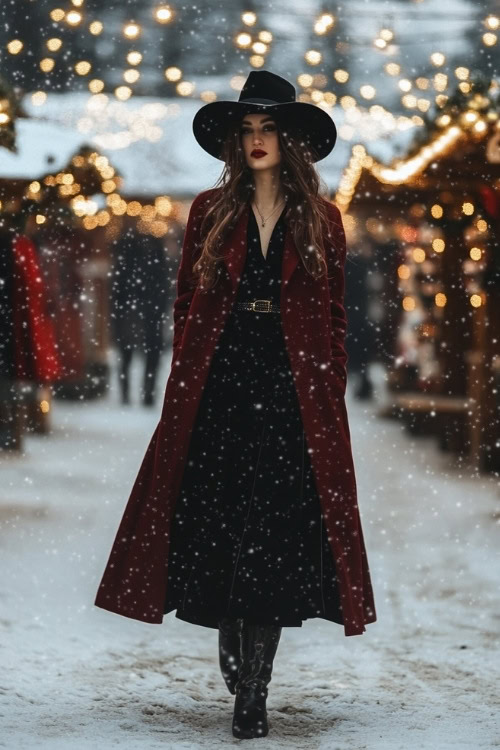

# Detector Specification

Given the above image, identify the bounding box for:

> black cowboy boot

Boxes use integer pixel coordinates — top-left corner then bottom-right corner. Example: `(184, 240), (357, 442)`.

(232, 620), (282, 739)
(218, 616), (243, 695)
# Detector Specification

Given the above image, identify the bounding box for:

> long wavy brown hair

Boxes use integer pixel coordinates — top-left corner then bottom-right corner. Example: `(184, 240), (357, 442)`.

(192, 114), (337, 291)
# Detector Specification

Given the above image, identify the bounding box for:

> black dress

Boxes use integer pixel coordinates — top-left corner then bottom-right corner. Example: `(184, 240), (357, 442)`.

(163, 205), (343, 629)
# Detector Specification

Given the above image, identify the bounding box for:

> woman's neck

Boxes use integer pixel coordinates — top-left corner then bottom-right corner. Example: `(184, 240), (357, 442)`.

(251, 170), (285, 212)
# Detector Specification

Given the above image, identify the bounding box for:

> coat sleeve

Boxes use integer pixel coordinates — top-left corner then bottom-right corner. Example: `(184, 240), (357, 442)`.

(171, 190), (212, 364)
(325, 202), (348, 392)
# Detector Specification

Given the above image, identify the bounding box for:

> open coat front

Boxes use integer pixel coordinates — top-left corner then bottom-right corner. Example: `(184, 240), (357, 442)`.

(94, 188), (377, 637)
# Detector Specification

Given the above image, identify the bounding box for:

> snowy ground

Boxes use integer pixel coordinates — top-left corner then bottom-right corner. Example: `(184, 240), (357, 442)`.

(1, 351), (499, 749)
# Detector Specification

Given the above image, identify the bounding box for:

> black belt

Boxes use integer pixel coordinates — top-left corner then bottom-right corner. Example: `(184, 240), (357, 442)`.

(235, 299), (280, 314)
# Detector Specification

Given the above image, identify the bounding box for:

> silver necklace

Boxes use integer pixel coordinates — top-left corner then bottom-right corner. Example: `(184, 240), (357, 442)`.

(252, 198), (286, 227)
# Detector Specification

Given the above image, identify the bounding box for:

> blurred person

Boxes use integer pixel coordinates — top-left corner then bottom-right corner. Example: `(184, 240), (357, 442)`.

(344, 239), (376, 400)
(109, 216), (169, 407)
(95, 71), (376, 739)
(0, 203), (61, 448)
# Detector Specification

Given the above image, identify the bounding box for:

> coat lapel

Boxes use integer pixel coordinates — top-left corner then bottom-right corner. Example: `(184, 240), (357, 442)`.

(221, 202), (300, 291)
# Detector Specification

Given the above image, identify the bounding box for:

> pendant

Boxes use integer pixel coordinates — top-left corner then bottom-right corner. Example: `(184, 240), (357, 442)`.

(261, 221), (266, 227)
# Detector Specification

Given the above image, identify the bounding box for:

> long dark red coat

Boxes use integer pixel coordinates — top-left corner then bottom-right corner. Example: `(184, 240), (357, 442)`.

(95, 188), (377, 637)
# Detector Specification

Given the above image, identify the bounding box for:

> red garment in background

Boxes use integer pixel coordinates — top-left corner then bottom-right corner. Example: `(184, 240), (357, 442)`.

(11, 235), (61, 383)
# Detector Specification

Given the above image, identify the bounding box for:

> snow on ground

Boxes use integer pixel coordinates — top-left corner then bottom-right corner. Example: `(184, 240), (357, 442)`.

(1, 351), (499, 749)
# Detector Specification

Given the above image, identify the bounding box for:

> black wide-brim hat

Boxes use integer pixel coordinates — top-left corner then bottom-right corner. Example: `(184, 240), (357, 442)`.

(192, 70), (337, 163)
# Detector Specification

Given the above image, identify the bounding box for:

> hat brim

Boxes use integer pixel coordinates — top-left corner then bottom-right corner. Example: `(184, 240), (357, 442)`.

(192, 100), (337, 162)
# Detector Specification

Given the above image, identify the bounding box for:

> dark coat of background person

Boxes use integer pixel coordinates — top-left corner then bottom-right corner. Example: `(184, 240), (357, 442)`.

(344, 246), (377, 398)
(95, 188), (377, 637)
(110, 225), (169, 403)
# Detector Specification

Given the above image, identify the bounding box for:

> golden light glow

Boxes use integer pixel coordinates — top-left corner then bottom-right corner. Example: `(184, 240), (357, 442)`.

(432, 238), (445, 253)
(249, 55), (264, 68)
(435, 293), (447, 307)
(242, 11), (257, 26)
(35, 214), (46, 224)
(298, 73), (313, 88)
(7, 39), (23, 54)
(101, 180), (116, 193)
(402, 94), (417, 108)
(29, 181), (41, 193)
(340, 95), (356, 110)
(177, 81), (195, 96)
(431, 204), (443, 218)
(476, 219), (487, 232)
(485, 15), (500, 30)
(127, 201), (142, 216)
(380, 28), (394, 41)
(124, 69), (140, 83)
(115, 86), (132, 101)
(412, 247), (426, 262)
(305, 49), (322, 65)
(371, 126), (462, 185)
(430, 52), (445, 66)
(31, 91), (47, 106)
(416, 77), (429, 89)
(50, 9), (65, 21)
(252, 42), (267, 55)
(455, 67), (469, 80)
(385, 63), (400, 76)
(236, 32), (252, 48)
(462, 202), (474, 215)
(165, 66), (182, 81)
(141, 205), (156, 221)
(75, 60), (91, 75)
(433, 73), (448, 91)
(127, 51), (143, 65)
(123, 23), (140, 38)
(314, 13), (335, 35)
(154, 5), (173, 23)
(89, 21), (103, 35)
(258, 31), (273, 43)
(40, 58), (55, 72)
(155, 196), (172, 216)
(470, 247), (482, 260)
(483, 33), (497, 46)
(200, 90), (217, 102)
(402, 296), (416, 311)
(398, 264), (411, 280)
(89, 79), (104, 93)
(47, 38), (62, 51)
(470, 294), (482, 307)
(334, 69), (349, 83)
(398, 79), (412, 92)
(437, 114), (451, 127)
(66, 10), (82, 25)
(360, 85), (376, 99)
(40, 400), (50, 414)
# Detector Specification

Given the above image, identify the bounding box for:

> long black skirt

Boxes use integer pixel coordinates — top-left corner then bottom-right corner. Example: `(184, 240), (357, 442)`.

(163, 308), (343, 629)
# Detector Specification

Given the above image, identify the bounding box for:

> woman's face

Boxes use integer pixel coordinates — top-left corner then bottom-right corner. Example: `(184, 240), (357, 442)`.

(240, 113), (281, 171)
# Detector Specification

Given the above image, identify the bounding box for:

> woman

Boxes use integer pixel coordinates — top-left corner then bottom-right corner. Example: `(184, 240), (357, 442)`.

(95, 70), (376, 740)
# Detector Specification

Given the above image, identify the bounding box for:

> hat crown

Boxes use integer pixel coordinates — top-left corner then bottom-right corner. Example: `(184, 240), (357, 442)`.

(238, 70), (296, 105)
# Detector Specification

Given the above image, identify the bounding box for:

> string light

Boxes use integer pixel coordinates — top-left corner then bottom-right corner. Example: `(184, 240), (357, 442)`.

(123, 23), (140, 39)
(7, 40), (23, 54)
(154, 5), (173, 23)
(242, 12), (257, 26)
(66, 10), (82, 26)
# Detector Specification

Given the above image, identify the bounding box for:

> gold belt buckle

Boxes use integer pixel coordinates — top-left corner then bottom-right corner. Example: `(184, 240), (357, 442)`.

(251, 299), (272, 312)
